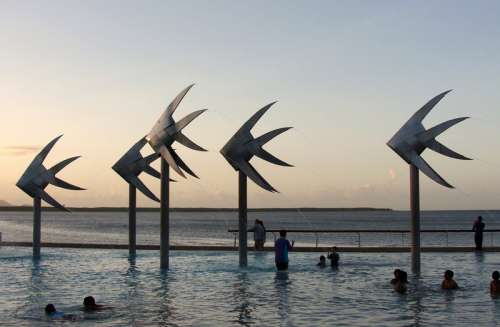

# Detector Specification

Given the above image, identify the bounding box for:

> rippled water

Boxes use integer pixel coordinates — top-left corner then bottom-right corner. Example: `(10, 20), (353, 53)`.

(1, 247), (500, 326)
(1, 210), (499, 247)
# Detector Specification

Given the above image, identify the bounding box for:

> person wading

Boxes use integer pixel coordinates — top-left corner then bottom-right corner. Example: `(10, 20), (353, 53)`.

(472, 216), (486, 251)
(275, 230), (294, 271)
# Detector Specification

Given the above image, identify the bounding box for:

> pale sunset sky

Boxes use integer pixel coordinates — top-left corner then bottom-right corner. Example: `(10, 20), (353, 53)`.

(0, 0), (499, 209)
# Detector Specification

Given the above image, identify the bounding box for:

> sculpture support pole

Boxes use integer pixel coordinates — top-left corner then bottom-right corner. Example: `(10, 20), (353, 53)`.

(160, 159), (170, 270)
(410, 164), (421, 274)
(129, 184), (137, 257)
(33, 197), (41, 258)
(239, 171), (248, 267)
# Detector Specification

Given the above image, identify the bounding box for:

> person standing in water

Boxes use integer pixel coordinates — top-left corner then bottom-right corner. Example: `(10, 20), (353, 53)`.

(275, 230), (294, 271)
(327, 246), (340, 267)
(472, 216), (485, 250)
(258, 220), (266, 249)
(250, 219), (266, 251)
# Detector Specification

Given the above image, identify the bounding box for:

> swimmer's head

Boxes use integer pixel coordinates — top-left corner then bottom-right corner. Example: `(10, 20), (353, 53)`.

(83, 296), (96, 307)
(45, 304), (56, 314)
(393, 269), (401, 278)
(444, 270), (454, 280)
(279, 230), (287, 237)
(478, 216), (482, 221)
(320, 255), (326, 263)
(493, 271), (500, 280)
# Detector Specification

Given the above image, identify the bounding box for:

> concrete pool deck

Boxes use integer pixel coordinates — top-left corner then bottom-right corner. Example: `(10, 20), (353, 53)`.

(1, 241), (500, 252)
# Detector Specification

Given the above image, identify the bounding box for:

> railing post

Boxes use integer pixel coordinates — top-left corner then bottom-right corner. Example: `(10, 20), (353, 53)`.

(446, 231), (449, 247)
(401, 232), (404, 246)
(357, 232), (361, 247)
(491, 232), (494, 247)
(315, 233), (319, 248)
(234, 232), (237, 248)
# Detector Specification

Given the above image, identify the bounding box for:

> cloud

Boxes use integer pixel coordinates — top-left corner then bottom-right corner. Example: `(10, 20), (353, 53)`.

(0, 145), (40, 157)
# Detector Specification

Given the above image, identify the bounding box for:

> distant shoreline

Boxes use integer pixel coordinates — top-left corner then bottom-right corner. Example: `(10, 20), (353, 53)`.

(0, 206), (392, 212)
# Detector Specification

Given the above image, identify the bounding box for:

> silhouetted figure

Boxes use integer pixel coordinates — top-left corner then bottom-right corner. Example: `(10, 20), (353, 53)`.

(45, 304), (76, 320)
(391, 269), (402, 285)
(45, 304), (57, 315)
(317, 255), (326, 268)
(472, 216), (485, 250)
(250, 219), (266, 251)
(275, 230), (294, 271)
(83, 296), (107, 311)
(491, 271), (500, 295)
(327, 246), (340, 267)
(441, 270), (459, 290)
(391, 269), (408, 294)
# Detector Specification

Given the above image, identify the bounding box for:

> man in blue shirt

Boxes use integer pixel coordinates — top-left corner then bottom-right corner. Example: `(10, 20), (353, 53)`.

(275, 230), (294, 270)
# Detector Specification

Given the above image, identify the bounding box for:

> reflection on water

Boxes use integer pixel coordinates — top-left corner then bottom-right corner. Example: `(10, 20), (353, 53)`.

(231, 272), (253, 326)
(156, 270), (175, 326)
(408, 274), (423, 327)
(474, 251), (485, 264)
(274, 271), (290, 323)
(2, 248), (500, 326)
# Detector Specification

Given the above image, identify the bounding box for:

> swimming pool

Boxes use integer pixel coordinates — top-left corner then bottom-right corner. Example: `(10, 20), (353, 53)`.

(1, 247), (500, 326)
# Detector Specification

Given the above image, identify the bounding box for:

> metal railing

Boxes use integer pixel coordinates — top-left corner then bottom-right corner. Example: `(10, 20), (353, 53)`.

(227, 229), (500, 248)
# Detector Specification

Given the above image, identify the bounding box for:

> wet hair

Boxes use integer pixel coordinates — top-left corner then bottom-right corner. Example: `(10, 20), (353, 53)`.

(478, 216), (482, 221)
(279, 230), (287, 237)
(45, 304), (56, 314)
(444, 270), (454, 279)
(493, 271), (500, 280)
(393, 269), (401, 278)
(320, 255), (326, 262)
(83, 296), (96, 307)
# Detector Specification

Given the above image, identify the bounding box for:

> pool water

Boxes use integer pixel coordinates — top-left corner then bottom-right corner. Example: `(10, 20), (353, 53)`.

(1, 247), (500, 326)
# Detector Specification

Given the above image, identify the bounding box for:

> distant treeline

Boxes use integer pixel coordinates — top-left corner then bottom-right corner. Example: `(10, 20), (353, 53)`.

(0, 206), (392, 212)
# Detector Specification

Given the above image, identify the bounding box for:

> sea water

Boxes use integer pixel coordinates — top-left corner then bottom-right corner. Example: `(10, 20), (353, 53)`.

(0, 210), (499, 247)
(1, 247), (500, 326)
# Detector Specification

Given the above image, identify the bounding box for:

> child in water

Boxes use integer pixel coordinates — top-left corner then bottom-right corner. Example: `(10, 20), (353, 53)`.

(391, 269), (402, 285)
(317, 255), (326, 268)
(83, 296), (109, 311)
(391, 269), (408, 294)
(441, 270), (459, 290)
(327, 246), (340, 267)
(491, 271), (500, 295)
(45, 304), (76, 320)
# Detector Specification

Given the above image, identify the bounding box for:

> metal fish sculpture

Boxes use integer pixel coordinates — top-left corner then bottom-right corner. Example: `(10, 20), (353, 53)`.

(16, 135), (84, 211)
(387, 90), (471, 188)
(147, 84), (207, 178)
(220, 101), (293, 192)
(112, 137), (162, 202)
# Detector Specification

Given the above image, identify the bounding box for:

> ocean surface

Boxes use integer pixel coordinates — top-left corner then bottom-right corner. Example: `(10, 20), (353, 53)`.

(0, 210), (499, 247)
(1, 247), (500, 326)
